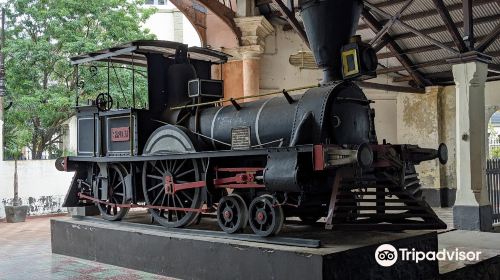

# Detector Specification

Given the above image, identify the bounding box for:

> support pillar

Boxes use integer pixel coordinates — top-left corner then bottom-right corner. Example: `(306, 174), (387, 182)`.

(233, 16), (273, 99)
(452, 60), (492, 231)
(241, 50), (261, 99)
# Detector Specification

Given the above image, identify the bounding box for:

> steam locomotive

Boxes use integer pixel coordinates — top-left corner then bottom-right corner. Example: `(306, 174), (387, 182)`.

(57, 0), (447, 236)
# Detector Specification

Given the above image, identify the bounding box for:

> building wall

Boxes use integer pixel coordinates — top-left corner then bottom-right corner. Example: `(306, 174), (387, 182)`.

(143, 3), (201, 46)
(0, 160), (74, 219)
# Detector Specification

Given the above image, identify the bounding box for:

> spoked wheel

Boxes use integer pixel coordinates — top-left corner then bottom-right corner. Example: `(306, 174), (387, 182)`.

(142, 159), (203, 228)
(217, 194), (248, 234)
(95, 164), (129, 221)
(248, 194), (284, 237)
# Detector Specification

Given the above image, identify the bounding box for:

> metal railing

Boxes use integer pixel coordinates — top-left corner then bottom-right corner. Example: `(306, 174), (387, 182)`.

(486, 159), (500, 224)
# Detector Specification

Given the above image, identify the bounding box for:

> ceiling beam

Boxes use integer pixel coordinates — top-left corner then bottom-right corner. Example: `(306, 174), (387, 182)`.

(377, 35), (489, 60)
(364, 2), (459, 55)
(463, 0), (475, 50)
(357, 0), (497, 31)
(404, 71), (500, 85)
(369, 0), (414, 46)
(431, 0), (467, 52)
(475, 22), (500, 52)
(362, 8), (428, 88)
(356, 81), (425, 94)
(391, 14), (500, 41)
(271, 0), (310, 48)
(386, 50), (500, 79)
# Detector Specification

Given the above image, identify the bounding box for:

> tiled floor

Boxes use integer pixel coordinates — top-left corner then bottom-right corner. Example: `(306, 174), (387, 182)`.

(0, 216), (171, 280)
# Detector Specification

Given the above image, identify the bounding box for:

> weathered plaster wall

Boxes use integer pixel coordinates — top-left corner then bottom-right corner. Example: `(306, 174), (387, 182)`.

(0, 160), (74, 218)
(397, 87), (442, 189)
(394, 80), (500, 193)
(260, 24), (322, 90)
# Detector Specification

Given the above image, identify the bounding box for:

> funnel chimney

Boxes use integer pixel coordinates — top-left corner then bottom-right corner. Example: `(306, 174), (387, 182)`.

(300, 0), (363, 83)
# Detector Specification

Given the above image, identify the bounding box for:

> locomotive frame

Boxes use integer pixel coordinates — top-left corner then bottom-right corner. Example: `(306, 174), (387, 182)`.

(57, 40), (448, 237)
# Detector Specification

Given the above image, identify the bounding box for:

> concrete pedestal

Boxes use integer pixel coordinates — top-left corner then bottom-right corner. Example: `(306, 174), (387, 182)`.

(5, 205), (28, 223)
(67, 206), (100, 217)
(51, 216), (439, 280)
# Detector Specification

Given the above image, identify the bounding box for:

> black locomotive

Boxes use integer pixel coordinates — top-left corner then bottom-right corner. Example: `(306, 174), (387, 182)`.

(57, 0), (447, 236)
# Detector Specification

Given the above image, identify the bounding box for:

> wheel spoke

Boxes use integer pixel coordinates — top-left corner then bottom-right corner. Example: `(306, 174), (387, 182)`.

(180, 191), (193, 204)
(176, 168), (195, 178)
(175, 194), (185, 209)
(113, 181), (123, 190)
(172, 195), (180, 221)
(147, 174), (163, 180)
(173, 159), (187, 174)
(151, 189), (164, 205)
(170, 160), (178, 173)
(154, 164), (164, 176)
(148, 182), (163, 192)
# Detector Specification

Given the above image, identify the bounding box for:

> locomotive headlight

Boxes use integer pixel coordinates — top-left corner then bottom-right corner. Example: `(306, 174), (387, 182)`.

(356, 143), (373, 169)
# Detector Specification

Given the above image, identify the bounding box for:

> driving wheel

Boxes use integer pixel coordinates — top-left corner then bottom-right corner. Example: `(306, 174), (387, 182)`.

(217, 193), (248, 234)
(142, 159), (203, 228)
(248, 194), (284, 236)
(95, 164), (129, 221)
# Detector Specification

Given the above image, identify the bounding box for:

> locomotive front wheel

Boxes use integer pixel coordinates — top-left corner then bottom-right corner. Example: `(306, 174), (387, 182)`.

(95, 164), (129, 221)
(216, 194), (248, 234)
(248, 195), (284, 237)
(142, 159), (203, 228)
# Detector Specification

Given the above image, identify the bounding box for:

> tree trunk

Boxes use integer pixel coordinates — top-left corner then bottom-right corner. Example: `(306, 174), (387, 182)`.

(13, 157), (19, 206)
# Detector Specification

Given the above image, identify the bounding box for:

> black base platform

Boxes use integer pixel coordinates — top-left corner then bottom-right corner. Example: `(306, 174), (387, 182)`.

(51, 214), (439, 280)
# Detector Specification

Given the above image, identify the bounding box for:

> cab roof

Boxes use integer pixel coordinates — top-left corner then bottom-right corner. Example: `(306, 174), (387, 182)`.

(70, 40), (229, 66)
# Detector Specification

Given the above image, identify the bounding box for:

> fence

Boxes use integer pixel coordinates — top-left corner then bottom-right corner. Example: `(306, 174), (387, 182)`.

(486, 159), (500, 224)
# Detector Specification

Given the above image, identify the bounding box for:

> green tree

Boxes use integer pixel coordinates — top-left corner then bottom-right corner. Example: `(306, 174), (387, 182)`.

(4, 0), (155, 159)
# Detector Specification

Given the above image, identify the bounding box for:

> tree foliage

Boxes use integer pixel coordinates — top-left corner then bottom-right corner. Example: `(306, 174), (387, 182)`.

(4, 0), (155, 159)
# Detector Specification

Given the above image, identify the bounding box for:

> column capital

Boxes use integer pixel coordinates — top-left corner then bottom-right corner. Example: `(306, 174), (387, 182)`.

(234, 16), (274, 48)
(222, 45), (265, 61)
(452, 60), (489, 86)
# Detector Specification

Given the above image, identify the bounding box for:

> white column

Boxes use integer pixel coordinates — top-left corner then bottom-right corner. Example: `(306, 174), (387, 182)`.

(452, 61), (492, 231)
(0, 95), (3, 161)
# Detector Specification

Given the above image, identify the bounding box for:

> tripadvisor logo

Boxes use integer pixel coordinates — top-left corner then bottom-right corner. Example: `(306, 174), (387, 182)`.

(375, 244), (482, 267)
(375, 244), (398, 267)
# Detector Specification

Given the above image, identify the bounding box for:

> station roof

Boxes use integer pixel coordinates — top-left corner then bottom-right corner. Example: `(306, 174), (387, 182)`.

(70, 40), (229, 66)
(258, 0), (500, 89)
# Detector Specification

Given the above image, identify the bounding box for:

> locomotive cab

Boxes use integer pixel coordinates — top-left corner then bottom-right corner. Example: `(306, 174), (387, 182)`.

(70, 40), (228, 157)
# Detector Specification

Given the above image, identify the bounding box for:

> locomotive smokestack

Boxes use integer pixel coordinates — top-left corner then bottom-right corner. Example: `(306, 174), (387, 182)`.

(300, 0), (363, 83)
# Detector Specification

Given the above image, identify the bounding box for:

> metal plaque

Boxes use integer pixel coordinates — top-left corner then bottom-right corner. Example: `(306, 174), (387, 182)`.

(231, 127), (251, 150)
(111, 127), (130, 142)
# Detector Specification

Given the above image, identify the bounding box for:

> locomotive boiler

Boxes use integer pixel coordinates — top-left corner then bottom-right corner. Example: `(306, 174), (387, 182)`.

(57, 0), (448, 236)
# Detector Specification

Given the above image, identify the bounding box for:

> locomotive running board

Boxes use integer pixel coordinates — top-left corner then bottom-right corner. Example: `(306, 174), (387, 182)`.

(76, 216), (321, 248)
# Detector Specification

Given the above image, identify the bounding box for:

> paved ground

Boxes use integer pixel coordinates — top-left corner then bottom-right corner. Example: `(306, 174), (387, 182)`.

(0, 216), (171, 280)
(433, 207), (454, 229)
(0, 208), (497, 279)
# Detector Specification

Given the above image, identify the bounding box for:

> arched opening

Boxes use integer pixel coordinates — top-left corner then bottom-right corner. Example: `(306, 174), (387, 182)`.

(488, 109), (500, 159)
(144, 0), (203, 46)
